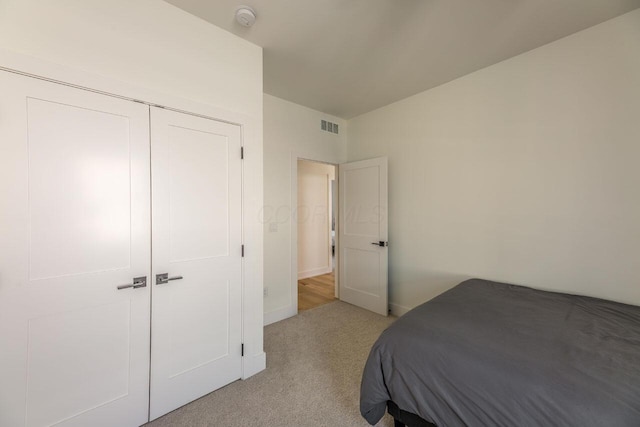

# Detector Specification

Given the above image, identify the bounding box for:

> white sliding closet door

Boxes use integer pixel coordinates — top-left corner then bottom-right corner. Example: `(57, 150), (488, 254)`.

(150, 107), (243, 419)
(0, 71), (151, 427)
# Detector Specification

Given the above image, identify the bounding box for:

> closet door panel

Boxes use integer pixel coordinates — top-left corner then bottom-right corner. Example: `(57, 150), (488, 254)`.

(27, 97), (132, 279)
(0, 70), (151, 427)
(150, 107), (242, 420)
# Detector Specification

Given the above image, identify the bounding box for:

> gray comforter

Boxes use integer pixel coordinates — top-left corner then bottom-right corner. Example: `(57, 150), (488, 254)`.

(360, 279), (640, 426)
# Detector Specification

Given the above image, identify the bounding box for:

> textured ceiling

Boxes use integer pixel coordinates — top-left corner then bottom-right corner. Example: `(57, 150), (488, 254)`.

(165, 0), (640, 118)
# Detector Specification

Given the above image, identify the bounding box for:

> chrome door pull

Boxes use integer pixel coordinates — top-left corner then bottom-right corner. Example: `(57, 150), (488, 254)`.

(156, 273), (184, 285)
(117, 276), (147, 290)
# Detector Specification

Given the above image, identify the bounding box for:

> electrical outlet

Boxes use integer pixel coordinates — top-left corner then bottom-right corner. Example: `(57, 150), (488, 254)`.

(263, 287), (269, 297)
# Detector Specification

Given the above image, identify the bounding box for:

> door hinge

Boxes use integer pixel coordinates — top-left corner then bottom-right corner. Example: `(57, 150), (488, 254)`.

(241, 343), (244, 357)
(241, 244), (245, 257)
(241, 147), (244, 159)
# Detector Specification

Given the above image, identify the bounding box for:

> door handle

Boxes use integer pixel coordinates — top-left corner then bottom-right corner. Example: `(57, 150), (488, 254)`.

(117, 276), (147, 290)
(371, 241), (388, 247)
(156, 273), (184, 285)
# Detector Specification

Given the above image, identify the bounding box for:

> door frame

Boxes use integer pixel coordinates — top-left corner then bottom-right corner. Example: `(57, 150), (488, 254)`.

(290, 154), (340, 314)
(0, 49), (266, 381)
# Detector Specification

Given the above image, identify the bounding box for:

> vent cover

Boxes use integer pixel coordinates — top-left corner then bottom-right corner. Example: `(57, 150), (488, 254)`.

(320, 120), (339, 134)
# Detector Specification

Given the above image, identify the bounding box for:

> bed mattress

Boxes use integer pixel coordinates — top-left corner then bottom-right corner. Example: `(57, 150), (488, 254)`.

(360, 279), (640, 426)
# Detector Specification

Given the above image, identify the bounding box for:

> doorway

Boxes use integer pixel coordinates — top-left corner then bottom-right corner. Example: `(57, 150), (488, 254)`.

(296, 159), (338, 312)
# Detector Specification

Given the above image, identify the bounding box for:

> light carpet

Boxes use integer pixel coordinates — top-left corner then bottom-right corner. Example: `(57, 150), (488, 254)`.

(146, 301), (396, 427)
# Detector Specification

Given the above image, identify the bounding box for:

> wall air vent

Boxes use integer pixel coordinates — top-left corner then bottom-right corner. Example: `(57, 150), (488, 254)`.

(320, 119), (339, 134)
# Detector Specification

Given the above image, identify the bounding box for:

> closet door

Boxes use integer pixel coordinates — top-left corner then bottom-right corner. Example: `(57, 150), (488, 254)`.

(0, 71), (151, 427)
(150, 107), (243, 419)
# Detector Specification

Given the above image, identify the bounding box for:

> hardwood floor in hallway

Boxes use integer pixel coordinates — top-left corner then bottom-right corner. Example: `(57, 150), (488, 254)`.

(298, 272), (336, 311)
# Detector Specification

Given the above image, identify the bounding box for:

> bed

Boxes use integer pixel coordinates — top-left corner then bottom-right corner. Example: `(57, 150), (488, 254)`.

(360, 279), (640, 426)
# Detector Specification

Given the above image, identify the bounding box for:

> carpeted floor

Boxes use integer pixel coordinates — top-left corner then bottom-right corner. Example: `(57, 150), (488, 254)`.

(146, 301), (396, 427)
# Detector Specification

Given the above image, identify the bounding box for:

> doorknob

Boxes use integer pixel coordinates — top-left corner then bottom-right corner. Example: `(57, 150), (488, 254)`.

(371, 241), (388, 247)
(117, 276), (147, 290)
(156, 273), (184, 285)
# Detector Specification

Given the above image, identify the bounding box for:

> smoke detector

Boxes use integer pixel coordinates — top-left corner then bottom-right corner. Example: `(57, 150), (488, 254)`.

(235, 6), (257, 27)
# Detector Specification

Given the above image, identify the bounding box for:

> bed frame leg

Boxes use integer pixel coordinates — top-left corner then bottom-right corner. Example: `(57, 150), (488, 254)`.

(394, 419), (406, 427)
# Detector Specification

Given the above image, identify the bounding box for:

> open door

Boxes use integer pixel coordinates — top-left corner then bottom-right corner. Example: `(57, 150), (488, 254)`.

(338, 157), (388, 316)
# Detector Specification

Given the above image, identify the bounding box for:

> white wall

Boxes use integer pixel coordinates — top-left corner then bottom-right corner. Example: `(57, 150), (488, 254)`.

(347, 9), (640, 314)
(264, 94), (346, 324)
(297, 160), (335, 279)
(0, 0), (266, 376)
(0, 0), (261, 120)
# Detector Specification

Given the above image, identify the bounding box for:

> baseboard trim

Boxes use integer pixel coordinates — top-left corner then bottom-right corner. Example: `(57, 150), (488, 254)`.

(389, 302), (412, 317)
(242, 351), (266, 379)
(264, 305), (297, 326)
(298, 266), (332, 280)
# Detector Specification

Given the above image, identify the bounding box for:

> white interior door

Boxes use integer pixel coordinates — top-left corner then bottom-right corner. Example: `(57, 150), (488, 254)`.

(0, 70), (151, 427)
(338, 157), (388, 316)
(150, 107), (243, 419)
